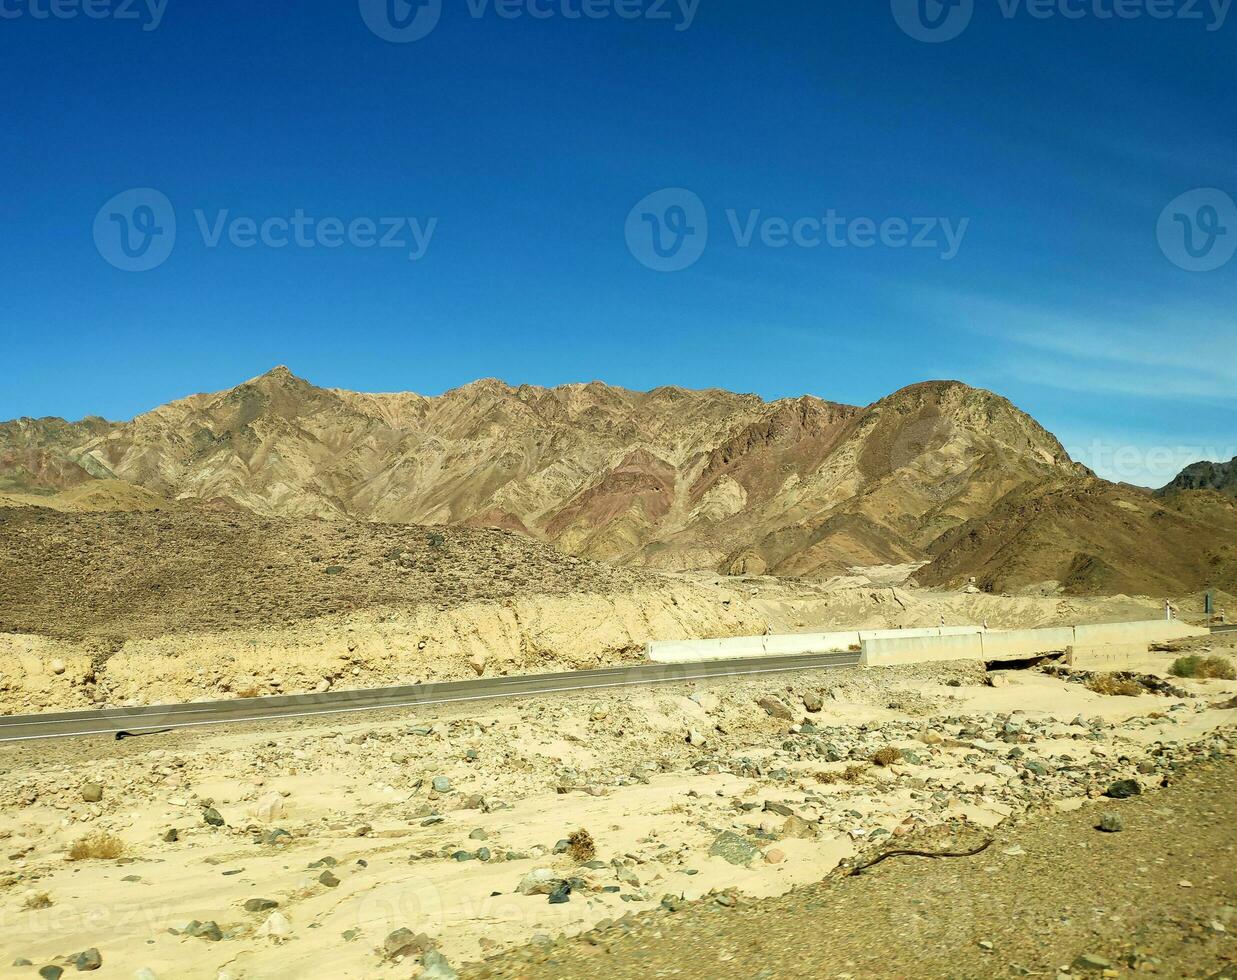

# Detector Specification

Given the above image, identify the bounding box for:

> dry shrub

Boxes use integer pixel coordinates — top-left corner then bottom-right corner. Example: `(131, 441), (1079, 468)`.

(68, 832), (124, 861)
(1171, 656), (1236, 680)
(816, 764), (868, 784)
(567, 828), (596, 863)
(1085, 674), (1143, 697)
(870, 746), (903, 767)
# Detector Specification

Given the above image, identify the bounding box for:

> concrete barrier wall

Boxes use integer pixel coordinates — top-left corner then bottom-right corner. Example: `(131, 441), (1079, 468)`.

(860, 633), (985, 666)
(1073, 620), (1207, 646)
(1067, 642), (1150, 669)
(650, 620), (1205, 667)
(980, 627), (1076, 661)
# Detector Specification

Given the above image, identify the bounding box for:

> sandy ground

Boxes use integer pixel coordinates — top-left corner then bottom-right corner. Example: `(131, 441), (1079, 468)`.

(0, 655), (1233, 979)
(471, 756), (1237, 979)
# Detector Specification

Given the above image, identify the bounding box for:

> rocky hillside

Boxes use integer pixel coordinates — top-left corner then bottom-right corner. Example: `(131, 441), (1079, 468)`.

(2, 367), (1233, 595)
(1160, 457), (1237, 499)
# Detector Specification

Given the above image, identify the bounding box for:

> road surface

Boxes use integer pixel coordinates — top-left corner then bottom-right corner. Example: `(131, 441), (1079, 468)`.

(0, 651), (861, 743)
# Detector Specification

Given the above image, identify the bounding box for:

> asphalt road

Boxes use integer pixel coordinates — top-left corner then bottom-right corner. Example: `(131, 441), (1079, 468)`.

(0, 652), (861, 743)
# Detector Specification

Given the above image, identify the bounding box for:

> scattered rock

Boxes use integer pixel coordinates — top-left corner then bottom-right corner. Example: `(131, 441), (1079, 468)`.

(518, 869), (563, 896)
(257, 911), (293, 939)
(757, 697), (796, 721)
(421, 949), (458, 980)
(1097, 813), (1124, 833)
(709, 831), (761, 867)
(183, 921), (223, 942)
(384, 928), (430, 961)
(202, 807), (225, 827)
(1072, 952), (1114, 972)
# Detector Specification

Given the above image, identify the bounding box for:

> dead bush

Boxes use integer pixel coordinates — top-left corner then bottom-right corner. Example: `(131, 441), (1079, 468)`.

(816, 764), (869, 784)
(567, 828), (596, 863)
(68, 832), (124, 861)
(1085, 674), (1144, 697)
(1170, 655), (1236, 680)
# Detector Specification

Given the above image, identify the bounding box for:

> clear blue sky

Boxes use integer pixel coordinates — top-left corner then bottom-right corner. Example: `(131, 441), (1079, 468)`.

(2, 0), (1233, 485)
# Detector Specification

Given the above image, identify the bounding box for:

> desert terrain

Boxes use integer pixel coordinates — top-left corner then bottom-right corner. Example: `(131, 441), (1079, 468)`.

(1, 371), (1234, 979)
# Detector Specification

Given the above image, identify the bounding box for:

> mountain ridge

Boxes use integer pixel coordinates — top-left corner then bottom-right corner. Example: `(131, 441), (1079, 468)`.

(2, 367), (1232, 596)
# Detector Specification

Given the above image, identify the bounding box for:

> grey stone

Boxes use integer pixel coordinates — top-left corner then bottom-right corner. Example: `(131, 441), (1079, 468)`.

(421, 949), (459, 980)
(1072, 953), (1114, 972)
(709, 831), (761, 867)
(1098, 813), (1124, 833)
(202, 807), (225, 827)
(184, 921), (223, 941)
(383, 928), (429, 960)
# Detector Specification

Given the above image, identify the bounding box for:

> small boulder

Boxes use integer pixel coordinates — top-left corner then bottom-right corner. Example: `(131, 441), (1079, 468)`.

(421, 949), (458, 980)
(1097, 814), (1124, 833)
(756, 697), (796, 721)
(1104, 779), (1141, 799)
(709, 831), (760, 866)
(384, 928), (430, 961)
(202, 807), (226, 827)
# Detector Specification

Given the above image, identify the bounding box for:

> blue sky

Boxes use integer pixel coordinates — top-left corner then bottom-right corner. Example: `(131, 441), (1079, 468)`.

(1, 0), (1233, 486)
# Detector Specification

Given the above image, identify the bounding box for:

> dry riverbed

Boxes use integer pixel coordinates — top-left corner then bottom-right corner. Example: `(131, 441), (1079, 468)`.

(0, 658), (1233, 979)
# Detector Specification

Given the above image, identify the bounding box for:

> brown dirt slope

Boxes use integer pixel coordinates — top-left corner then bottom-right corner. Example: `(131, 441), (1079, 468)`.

(918, 478), (1237, 596)
(0, 505), (644, 641)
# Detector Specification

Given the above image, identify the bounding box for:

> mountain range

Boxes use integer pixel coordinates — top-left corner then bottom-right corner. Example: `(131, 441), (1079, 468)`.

(2, 367), (1233, 597)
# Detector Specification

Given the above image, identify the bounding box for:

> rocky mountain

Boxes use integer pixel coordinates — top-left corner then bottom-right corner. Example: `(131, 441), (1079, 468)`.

(2, 367), (1233, 595)
(1159, 457), (1237, 499)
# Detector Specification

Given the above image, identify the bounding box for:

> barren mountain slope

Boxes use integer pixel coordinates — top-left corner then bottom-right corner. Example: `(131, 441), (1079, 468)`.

(2, 368), (1233, 596)
(918, 479), (1237, 596)
(1160, 456), (1237, 499)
